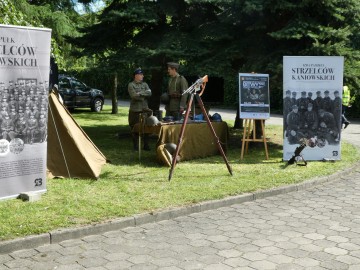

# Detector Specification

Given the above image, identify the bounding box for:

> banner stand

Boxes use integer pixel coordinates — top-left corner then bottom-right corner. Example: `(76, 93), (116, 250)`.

(241, 119), (269, 160)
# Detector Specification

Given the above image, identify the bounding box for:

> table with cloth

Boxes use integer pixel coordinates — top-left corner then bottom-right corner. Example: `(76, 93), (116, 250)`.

(132, 121), (229, 161)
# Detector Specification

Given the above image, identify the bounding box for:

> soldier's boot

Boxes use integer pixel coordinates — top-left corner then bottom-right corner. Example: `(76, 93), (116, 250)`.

(132, 133), (138, 151)
(143, 134), (150, 151)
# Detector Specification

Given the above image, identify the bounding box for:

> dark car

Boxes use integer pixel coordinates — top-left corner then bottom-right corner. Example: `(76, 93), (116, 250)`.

(58, 74), (104, 112)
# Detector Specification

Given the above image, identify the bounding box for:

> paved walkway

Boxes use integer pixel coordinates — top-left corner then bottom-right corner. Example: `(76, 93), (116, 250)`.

(1, 102), (359, 269)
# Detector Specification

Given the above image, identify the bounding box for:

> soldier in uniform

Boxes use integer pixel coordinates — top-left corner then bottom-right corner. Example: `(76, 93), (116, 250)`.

(25, 112), (38, 144)
(298, 91), (308, 114)
(314, 91), (323, 111)
(322, 90), (332, 112)
(318, 109), (339, 145)
(302, 103), (318, 138)
(331, 90), (342, 133)
(38, 113), (47, 142)
(286, 105), (301, 144)
(165, 62), (189, 119)
(128, 68), (152, 151)
(283, 90), (292, 131)
(307, 92), (314, 108)
(14, 114), (27, 140)
(1, 112), (15, 141)
(291, 91), (298, 108)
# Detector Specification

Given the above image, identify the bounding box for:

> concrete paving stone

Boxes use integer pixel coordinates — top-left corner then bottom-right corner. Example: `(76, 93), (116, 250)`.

(54, 254), (82, 264)
(9, 249), (39, 259)
(82, 234), (107, 243)
(80, 248), (109, 259)
(198, 254), (224, 264)
(266, 234), (289, 243)
(275, 241), (299, 250)
(320, 259), (351, 270)
(31, 250), (63, 262)
(249, 260), (277, 270)
(336, 254), (360, 265)
(267, 254), (294, 264)
(151, 257), (181, 267)
(203, 263), (233, 270)
(183, 232), (206, 240)
(0, 254), (12, 264)
(294, 257), (320, 267)
(148, 249), (178, 259)
(217, 249), (242, 259)
(338, 242), (360, 251)
(258, 246), (284, 255)
(56, 245), (85, 256)
(235, 243), (262, 253)
(348, 265), (360, 270)
(211, 241), (236, 250)
(228, 237), (251, 245)
(242, 251), (268, 261)
(207, 235), (229, 242)
(275, 263), (303, 270)
(289, 237), (314, 245)
(78, 257), (109, 268)
(304, 233), (326, 240)
(283, 248), (309, 259)
(180, 260), (205, 270)
(281, 230), (303, 238)
(350, 250), (360, 259)
(128, 263), (157, 270)
(313, 239), (338, 248)
(223, 257), (251, 268)
(3, 258), (34, 269)
(30, 261), (58, 270)
(53, 264), (85, 270)
(59, 238), (84, 247)
(189, 239), (212, 248)
(326, 235), (349, 243)
(103, 252), (131, 262)
(251, 239), (275, 247)
(308, 251), (336, 262)
(299, 243), (323, 252)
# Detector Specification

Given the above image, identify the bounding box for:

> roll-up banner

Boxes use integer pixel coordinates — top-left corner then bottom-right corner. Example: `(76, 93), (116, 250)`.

(283, 56), (344, 161)
(0, 24), (51, 200)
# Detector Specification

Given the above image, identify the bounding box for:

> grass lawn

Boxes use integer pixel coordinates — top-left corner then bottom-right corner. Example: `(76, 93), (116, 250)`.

(0, 105), (359, 241)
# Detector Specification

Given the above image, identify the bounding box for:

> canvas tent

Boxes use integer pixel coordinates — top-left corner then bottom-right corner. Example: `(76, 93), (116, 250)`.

(47, 92), (107, 179)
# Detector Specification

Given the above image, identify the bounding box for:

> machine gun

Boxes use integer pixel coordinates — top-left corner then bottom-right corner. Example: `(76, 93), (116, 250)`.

(287, 139), (307, 166)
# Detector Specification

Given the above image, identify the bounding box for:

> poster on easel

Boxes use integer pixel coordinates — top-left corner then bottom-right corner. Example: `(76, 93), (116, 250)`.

(0, 24), (51, 200)
(283, 56), (344, 161)
(238, 73), (270, 119)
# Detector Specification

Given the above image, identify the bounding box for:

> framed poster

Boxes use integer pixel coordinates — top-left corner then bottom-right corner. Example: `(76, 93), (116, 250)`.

(239, 73), (270, 119)
(0, 24), (51, 200)
(283, 56), (344, 161)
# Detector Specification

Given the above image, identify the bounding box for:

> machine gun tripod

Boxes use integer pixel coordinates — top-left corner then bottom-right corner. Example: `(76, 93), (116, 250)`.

(168, 75), (233, 181)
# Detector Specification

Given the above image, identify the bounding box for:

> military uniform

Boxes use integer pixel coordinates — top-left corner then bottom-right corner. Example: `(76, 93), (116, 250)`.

(166, 62), (188, 119)
(298, 91), (308, 114)
(322, 91), (332, 112)
(318, 110), (339, 145)
(128, 68), (152, 151)
(331, 91), (342, 132)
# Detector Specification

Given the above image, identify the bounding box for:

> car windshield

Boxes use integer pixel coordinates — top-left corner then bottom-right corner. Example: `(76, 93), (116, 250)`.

(72, 79), (87, 91)
(59, 78), (71, 89)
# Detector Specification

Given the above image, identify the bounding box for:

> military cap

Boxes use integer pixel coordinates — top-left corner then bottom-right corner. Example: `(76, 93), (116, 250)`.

(308, 92), (313, 96)
(301, 91), (306, 95)
(291, 92), (297, 95)
(167, 62), (180, 69)
(292, 104), (298, 109)
(316, 91), (321, 94)
(324, 90), (329, 94)
(285, 90), (291, 94)
(334, 90), (339, 94)
(134, 68), (143, 75)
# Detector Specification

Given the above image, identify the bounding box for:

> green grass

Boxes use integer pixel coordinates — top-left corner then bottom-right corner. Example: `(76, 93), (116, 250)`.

(0, 105), (359, 241)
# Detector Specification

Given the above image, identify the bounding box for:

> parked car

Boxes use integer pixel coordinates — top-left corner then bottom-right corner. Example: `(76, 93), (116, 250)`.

(58, 74), (104, 112)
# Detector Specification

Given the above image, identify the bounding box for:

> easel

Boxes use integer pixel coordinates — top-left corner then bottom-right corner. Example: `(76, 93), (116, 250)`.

(240, 118), (269, 160)
(168, 75), (233, 181)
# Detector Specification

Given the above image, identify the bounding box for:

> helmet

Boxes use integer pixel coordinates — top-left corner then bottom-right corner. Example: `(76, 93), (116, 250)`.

(146, 115), (159, 126)
(164, 143), (177, 155)
(211, 113), (222, 122)
(160, 93), (170, 105)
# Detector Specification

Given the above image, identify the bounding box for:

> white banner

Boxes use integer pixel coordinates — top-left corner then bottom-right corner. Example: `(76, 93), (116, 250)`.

(283, 56), (344, 161)
(238, 73), (270, 119)
(0, 24), (51, 200)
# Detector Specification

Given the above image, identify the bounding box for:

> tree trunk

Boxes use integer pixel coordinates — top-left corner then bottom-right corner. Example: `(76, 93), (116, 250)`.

(233, 103), (243, 129)
(111, 72), (118, 114)
(148, 68), (162, 112)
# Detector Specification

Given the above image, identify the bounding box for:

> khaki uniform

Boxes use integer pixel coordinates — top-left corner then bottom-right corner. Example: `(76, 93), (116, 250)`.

(166, 74), (188, 116)
(127, 80), (151, 128)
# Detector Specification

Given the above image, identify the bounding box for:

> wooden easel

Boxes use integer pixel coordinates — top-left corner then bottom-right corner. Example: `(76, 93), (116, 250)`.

(240, 119), (269, 160)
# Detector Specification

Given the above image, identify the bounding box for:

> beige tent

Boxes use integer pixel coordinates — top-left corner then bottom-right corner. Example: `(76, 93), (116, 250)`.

(47, 92), (107, 179)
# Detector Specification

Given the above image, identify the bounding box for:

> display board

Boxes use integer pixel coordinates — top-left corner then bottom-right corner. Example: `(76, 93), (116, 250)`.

(238, 73), (270, 119)
(283, 56), (344, 161)
(0, 24), (51, 200)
